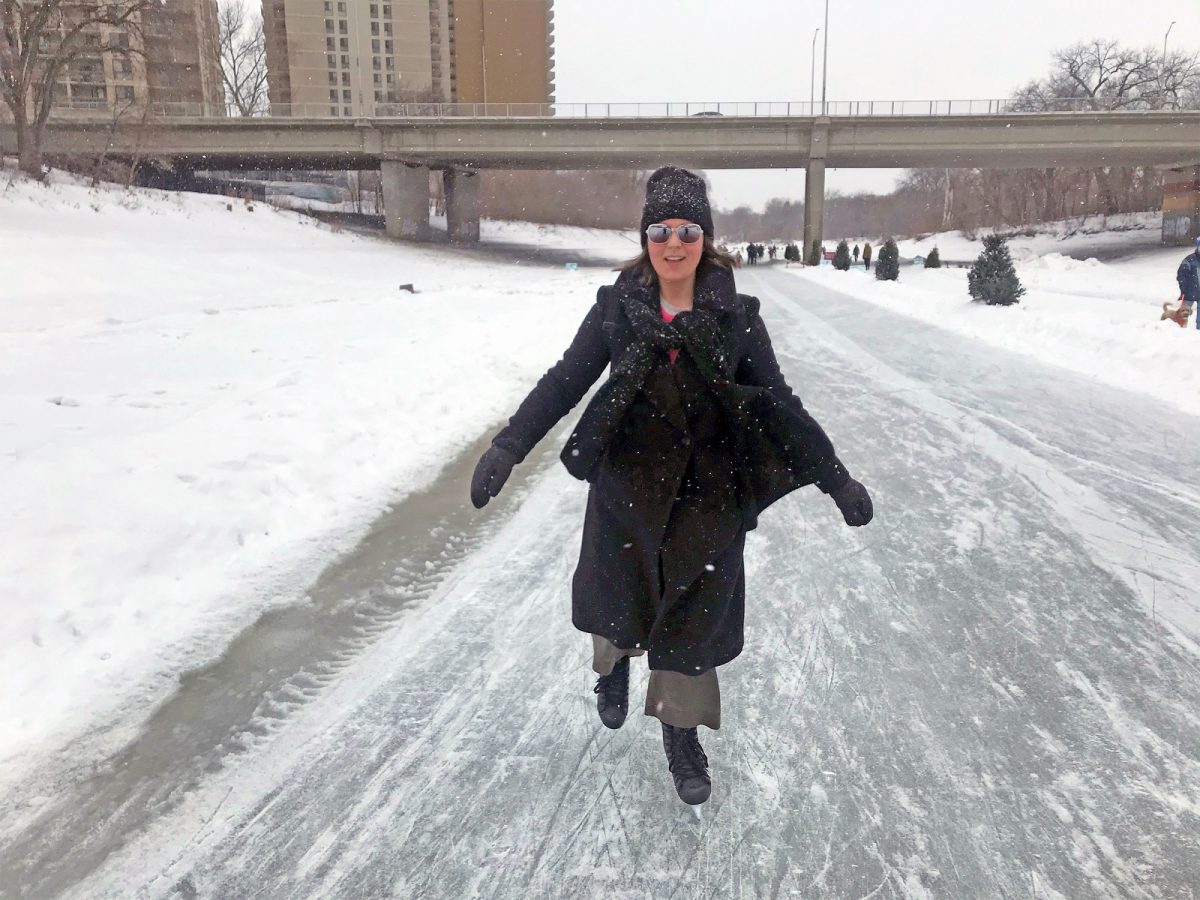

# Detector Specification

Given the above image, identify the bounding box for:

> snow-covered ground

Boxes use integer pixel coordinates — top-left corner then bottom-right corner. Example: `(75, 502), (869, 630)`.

(787, 222), (1200, 419)
(0, 165), (610, 793)
(5, 171), (1195, 796)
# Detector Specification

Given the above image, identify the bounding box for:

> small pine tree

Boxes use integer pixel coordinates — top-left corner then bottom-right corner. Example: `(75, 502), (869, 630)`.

(875, 238), (900, 281)
(833, 239), (851, 271)
(967, 235), (1025, 306)
(784, 242), (800, 263)
(924, 246), (941, 268)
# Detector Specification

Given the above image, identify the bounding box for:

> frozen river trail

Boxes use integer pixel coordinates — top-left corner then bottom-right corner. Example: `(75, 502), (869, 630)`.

(5, 265), (1200, 899)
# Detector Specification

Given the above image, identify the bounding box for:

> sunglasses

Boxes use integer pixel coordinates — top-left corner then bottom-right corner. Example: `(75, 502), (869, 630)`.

(646, 223), (705, 244)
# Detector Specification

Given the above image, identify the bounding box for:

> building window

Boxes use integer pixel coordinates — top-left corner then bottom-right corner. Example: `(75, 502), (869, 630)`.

(323, 0), (331, 10)
(370, 21), (379, 35)
(342, 89), (351, 102)
(325, 18), (333, 32)
(329, 89), (338, 101)
(328, 72), (337, 85)
(330, 105), (339, 115)
(340, 54), (349, 67)
(372, 56), (381, 70)
(383, 22), (392, 35)
(337, 1), (346, 11)
(384, 40), (393, 53)
(375, 90), (383, 102)
(371, 38), (380, 52)
(383, 4), (391, 16)
(370, 3), (378, 16)
(339, 37), (349, 51)
(386, 73), (395, 85)
(373, 73), (381, 84)
(385, 57), (394, 70)
(326, 36), (335, 50)
(344, 106), (352, 116)
(327, 53), (337, 68)
(341, 71), (350, 85)
(339, 20), (347, 34)
(115, 85), (135, 102)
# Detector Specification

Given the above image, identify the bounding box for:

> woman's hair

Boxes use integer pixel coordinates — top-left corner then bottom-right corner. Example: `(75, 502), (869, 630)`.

(617, 236), (740, 286)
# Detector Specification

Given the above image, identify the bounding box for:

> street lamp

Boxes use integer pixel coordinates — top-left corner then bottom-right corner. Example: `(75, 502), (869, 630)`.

(1164, 20), (1176, 61)
(810, 27), (820, 113)
(820, 0), (829, 115)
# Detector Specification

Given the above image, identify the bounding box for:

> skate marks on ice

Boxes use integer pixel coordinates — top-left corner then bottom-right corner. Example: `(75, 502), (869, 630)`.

(0, 423), (568, 899)
(736, 270), (1200, 896)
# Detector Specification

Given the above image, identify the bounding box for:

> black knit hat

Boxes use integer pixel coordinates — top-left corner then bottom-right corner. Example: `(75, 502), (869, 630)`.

(639, 166), (714, 247)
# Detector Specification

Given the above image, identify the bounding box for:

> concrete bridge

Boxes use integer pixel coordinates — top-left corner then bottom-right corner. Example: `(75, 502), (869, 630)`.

(5, 107), (1199, 246)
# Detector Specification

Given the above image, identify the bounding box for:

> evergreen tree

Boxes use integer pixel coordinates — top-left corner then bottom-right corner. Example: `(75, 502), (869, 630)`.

(875, 238), (900, 281)
(833, 239), (852, 271)
(784, 242), (800, 263)
(967, 235), (1025, 306)
(806, 240), (822, 266)
(924, 246), (941, 268)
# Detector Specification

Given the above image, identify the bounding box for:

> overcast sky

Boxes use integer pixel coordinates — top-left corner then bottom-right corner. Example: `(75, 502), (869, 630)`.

(553, 0), (1200, 211)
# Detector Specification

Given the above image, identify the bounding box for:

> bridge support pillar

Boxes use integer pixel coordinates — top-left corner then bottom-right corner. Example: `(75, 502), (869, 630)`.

(445, 170), (481, 243)
(803, 118), (830, 263)
(381, 160), (430, 240)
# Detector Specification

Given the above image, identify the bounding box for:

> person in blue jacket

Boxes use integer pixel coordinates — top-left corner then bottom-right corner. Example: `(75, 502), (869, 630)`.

(1179, 237), (1200, 330)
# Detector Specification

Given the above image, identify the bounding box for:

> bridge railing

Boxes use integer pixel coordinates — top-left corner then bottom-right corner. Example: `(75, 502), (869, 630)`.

(44, 97), (1127, 121)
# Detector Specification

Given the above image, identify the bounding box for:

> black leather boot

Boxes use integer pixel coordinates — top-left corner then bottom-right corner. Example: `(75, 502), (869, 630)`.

(593, 656), (630, 729)
(661, 723), (711, 805)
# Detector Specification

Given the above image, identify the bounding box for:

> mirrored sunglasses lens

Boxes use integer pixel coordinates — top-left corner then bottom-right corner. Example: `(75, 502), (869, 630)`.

(647, 225), (671, 243)
(680, 225), (704, 243)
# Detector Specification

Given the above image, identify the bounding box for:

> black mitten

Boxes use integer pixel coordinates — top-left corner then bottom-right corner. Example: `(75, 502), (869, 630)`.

(470, 445), (519, 509)
(830, 478), (873, 527)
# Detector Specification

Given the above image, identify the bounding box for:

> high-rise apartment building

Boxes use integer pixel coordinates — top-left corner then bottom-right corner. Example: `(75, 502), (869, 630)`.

(2, 0), (223, 120)
(450, 0), (554, 106)
(262, 0), (553, 117)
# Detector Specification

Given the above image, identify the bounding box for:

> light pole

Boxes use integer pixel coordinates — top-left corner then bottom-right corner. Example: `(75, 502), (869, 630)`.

(810, 27), (820, 112)
(820, 0), (829, 115)
(1164, 20), (1176, 61)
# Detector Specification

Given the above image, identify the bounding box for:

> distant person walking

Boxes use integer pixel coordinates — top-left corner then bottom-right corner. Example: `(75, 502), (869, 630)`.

(1178, 237), (1200, 330)
(862, 241), (873, 271)
(853, 244), (861, 264)
(470, 166), (873, 807)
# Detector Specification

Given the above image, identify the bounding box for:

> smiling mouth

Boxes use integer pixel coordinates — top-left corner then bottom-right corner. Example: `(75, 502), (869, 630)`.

(665, 256), (685, 261)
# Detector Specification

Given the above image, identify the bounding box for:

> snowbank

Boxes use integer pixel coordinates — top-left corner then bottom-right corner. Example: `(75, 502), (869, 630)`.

(787, 244), (1200, 418)
(0, 166), (606, 789)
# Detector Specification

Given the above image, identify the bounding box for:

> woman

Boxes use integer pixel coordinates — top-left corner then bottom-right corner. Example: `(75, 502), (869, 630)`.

(470, 167), (873, 806)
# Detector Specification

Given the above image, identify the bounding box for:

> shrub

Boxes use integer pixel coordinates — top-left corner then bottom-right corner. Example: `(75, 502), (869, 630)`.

(967, 235), (1025, 306)
(833, 239), (851, 271)
(875, 238), (900, 281)
(924, 247), (941, 268)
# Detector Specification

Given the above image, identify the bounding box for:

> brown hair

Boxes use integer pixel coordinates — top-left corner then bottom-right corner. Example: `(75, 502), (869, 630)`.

(617, 237), (741, 287)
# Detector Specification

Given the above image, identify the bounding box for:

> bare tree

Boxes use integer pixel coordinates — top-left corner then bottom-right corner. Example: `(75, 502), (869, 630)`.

(216, 0), (266, 117)
(1, 0), (157, 178)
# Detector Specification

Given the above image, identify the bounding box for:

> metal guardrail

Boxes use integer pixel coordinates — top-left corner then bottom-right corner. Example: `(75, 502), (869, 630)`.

(42, 97), (1168, 121)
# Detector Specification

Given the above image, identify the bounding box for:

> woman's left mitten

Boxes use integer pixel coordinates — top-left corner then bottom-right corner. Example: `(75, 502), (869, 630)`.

(831, 478), (873, 527)
(470, 446), (519, 509)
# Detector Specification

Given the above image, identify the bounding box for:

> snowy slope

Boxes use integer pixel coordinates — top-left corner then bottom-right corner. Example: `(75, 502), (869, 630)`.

(0, 166), (609, 793)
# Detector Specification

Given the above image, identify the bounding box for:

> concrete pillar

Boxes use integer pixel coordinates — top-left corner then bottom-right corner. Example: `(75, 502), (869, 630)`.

(381, 160), (430, 240)
(444, 170), (481, 244)
(802, 118), (830, 262)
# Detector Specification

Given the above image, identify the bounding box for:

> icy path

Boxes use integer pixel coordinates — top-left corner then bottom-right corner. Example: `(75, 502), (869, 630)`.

(7, 268), (1200, 899)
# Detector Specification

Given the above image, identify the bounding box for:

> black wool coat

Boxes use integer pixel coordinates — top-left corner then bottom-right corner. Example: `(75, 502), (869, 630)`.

(493, 263), (850, 673)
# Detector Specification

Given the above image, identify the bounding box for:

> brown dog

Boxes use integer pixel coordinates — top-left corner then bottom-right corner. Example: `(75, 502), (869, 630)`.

(1162, 299), (1192, 328)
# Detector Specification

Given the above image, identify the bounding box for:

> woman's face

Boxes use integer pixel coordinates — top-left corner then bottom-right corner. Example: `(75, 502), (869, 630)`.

(647, 218), (704, 287)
